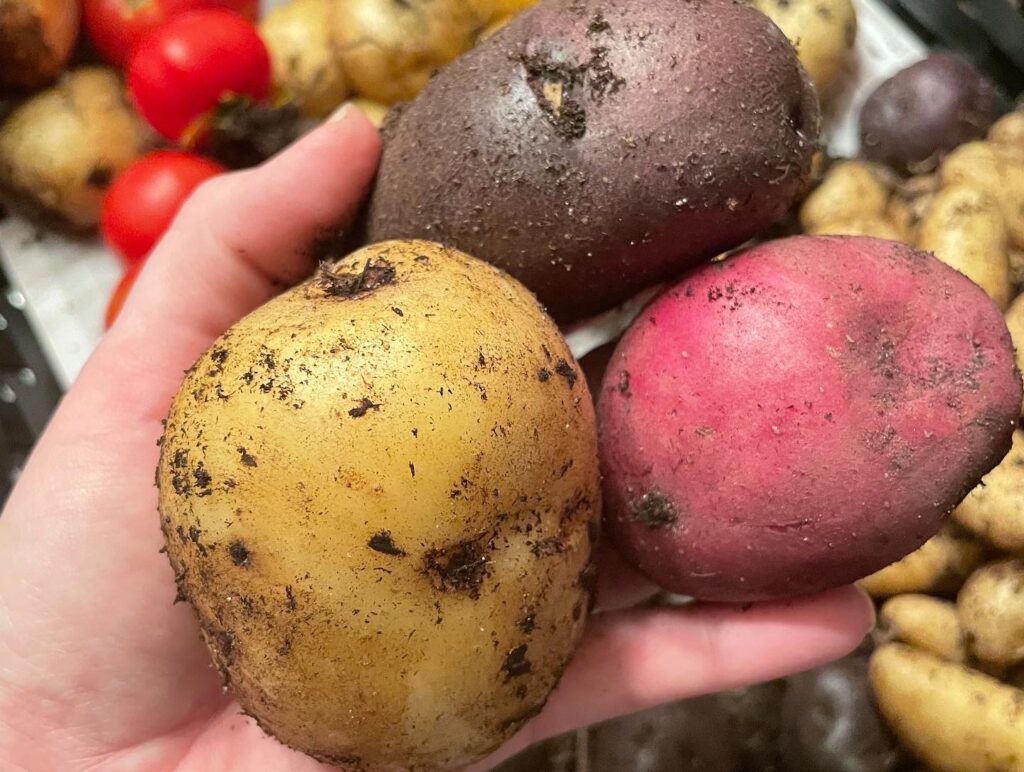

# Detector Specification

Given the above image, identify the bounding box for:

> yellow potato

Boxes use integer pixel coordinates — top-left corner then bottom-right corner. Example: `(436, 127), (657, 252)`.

(345, 97), (390, 129)
(917, 184), (1011, 309)
(870, 644), (1024, 772)
(808, 216), (907, 241)
(887, 174), (937, 243)
(751, 0), (857, 99)
(878, 594), (965, 662)
(858, 523), (985, 598)
(799, 160), (890, 232)
(0, 0), (79, 89)
(955, 430), (1024, 552)
(940, 141), (1024, 250)
(0, 67), (151, 229)
(158, 241), (600, 770)
(260, 0), (349, 118)
(1010, 248), (1024, 289)
(958, 560), (1024, 668)
(333, 0), (482, 104)
(990, 111), (1024, 149)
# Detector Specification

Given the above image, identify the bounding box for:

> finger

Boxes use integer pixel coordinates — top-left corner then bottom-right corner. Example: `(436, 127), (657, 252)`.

(476, 585), (874, 769)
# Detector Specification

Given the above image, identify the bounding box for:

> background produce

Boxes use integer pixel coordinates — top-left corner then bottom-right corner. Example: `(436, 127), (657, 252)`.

(0, 0), (80, 90)
(158, 241), (599, 769)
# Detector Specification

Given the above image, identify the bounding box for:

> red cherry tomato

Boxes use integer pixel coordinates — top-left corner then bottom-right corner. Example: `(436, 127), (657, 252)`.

(105, 264), (142, 329)
(83, 0), (258, 67)
(101, 151), (225, 266)
(127, 9), (270, 142)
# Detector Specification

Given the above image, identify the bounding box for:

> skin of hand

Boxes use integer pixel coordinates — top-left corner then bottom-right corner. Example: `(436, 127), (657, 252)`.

(0, 108), (874, 771)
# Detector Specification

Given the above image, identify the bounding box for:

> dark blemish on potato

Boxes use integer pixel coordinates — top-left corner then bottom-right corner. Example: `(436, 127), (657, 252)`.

(531, 537), (565, 557)
(824, 412), (834, 422)
(237, 447), (257, 467)
(587, 12), (610, 34)
(409, 462), (416, 478)
(424, 535), (491, 599)
(558, 458), (574, 478)
(392, 306), (404, 316)
(229, 541), (251, 568)
(214, 630), (235, 665)
(369, 530), (406, 557)
(415, 254), (429, 263)
(434, 599), (443, 625)
(86, 166), (113, 188)
(285, 585), (297, 611)
(578, 561), (599, 598)
(411, 428), (418, 438)
(175, 525), (188, 544)
(515, 684), (529, 699)
(616, 369), (631, 396)
(348, 398), (381, 418)
(632, 491), (677, 527)
(695, 426), (715, 437)
(518, 610), (536, 634)
(555, 359), (577, 387)
(572, 600), (583, 621)
(188, 525), (202, 544)
(501, 644), (532, 680)
(317, 259), (396, 298)
(684, 285), (694, 298)
(537, 368), (551, 382)
(277, 638), (292, 655)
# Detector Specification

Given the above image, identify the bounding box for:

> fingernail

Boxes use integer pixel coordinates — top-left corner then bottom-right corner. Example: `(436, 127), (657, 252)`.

(329, 102), (354, 123)
(857, 586), (878, 632)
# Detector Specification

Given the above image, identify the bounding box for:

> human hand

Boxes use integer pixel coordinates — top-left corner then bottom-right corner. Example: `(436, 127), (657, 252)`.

(0, 108), (873, 771)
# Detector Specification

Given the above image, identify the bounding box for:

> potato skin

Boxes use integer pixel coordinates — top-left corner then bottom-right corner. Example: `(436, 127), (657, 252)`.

(0, 0), (80, 90)
(958, 559), (1024, 668)
(158, 241), (599, 770)
(954, 430), (1024, 552)
(878, 594), (966, 662)
(858, 523), (985, 598)
(799, 160), (891, 232)
(598, 236), (1021, 601)
(859, 54), (1002, 173)
(870, 644), (1024, 772)
(365, 0), (819, 321)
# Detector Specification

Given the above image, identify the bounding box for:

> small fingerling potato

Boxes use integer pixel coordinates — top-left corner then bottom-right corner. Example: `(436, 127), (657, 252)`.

(870, 643), (1024, 772)
(158, 240), (600, 770)
(751, 0), (857, 99)
(0, 0), (80, 90)
(799, 160), (891, 233)
(954, 430), (1024, 552)
(878, 594), (966, 663)
(333, 0), (482, 104)
(0, 67), (152, 229)
(958, 559), (1024, 668)
(859, 54), (1002, 174)
(259, 0), (349, 118)
(917, 184), (1011, 310)
(940, 141), (1024, 251)
(858, 523), (987, 598)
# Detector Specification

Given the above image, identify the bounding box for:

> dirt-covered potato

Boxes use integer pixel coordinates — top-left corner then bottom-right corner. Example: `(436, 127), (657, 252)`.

(365, 0), (819, 321)
(939, 141), (1024, 250)
(858, 523), (986, 598)
(333, 0), (482, 104)
(0, 67), (151, 229)
(0, 0), (79, 90)
(260, 0), (348, 118)
(954, 430), (1024, 552)
(808, 216), (906, 241)
(780, 652), (903, 772)
(799, 161), (891, 232)
(870, 644), (1024, 772)
(860, 54), (1003, 173)
(917, 184), (1012, 310)
(878, 595), (966, 663)
(958, 560), (1024, 668)
(990, 110), (1024, 148)
(751, 0), (857, 99)
(158, 241), (600, 770)
(599, 236), (1020, 602)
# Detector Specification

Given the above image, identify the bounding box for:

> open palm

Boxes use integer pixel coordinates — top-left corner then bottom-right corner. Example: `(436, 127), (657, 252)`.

(0, 110), (872, 771)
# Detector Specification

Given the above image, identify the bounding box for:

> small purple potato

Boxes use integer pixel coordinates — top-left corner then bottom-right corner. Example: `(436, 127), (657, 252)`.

(780, 652), (904, 772)
(860, 53), (1003, 173)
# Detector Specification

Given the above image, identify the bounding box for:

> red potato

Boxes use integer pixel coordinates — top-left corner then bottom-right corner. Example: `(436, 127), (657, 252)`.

(598, 236), (1021, 602)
